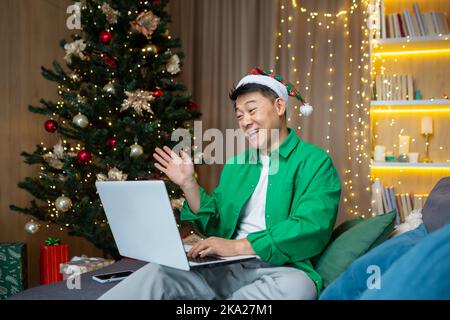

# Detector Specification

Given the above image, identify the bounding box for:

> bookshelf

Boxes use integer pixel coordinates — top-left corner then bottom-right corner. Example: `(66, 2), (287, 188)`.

(369, 0), (450, 218)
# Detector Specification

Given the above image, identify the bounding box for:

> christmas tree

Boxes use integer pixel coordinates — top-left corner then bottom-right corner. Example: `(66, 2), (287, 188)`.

(10, 0), (200, 258)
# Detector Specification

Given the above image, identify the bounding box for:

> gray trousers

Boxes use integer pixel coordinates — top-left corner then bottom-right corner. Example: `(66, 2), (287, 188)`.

(98, 260), (317, 300)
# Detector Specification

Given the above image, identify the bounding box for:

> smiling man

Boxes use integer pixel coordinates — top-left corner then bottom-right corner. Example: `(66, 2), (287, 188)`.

(99, 68), (341, 300)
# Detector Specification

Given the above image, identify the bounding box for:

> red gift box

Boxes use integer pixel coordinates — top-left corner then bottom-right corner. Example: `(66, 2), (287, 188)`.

(40, 243), (69, 284)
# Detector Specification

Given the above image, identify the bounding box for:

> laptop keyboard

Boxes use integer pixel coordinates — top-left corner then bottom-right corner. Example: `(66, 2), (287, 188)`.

(187, 255), (224, 263)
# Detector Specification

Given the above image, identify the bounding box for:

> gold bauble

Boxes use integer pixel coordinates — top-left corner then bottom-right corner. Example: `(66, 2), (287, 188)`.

(72, 113), (89, 128)
(130, 143), (144, 158)
(142, 44), (158, 54)
(55, 195), (72, 212)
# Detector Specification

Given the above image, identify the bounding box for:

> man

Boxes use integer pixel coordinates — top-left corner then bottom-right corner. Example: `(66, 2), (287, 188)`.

(99, 68), (341, 300)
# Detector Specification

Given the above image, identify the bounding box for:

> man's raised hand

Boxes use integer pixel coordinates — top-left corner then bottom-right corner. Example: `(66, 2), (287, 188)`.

(153, 146), (195, 188)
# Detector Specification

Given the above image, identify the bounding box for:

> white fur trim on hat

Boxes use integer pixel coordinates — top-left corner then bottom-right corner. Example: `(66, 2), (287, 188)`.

(236, 75), (289, 106)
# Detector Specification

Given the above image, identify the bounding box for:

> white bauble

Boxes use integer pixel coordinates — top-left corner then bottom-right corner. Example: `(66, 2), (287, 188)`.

(72, 113), (89, 128)
(103, 83), (115, 94)
(130, 143), (144, 158)
(55, 195), (72, 212)
(69, 73), (80, 82)
(24, 220), (40, 234)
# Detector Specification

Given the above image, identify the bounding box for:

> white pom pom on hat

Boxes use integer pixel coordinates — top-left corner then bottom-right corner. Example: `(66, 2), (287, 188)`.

(236, 67), (313, 117)
(300, 103), (313, 117)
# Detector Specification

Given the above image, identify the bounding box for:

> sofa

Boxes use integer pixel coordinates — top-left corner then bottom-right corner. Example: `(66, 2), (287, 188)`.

(319, 177), (450, 300)
(9, 177), (450, 300)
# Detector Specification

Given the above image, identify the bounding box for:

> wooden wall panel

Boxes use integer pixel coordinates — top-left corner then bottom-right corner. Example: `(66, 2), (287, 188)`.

(0, 0), (102, 289)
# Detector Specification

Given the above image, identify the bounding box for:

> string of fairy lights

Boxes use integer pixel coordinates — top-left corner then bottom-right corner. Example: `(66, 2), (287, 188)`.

(275, 0), (372, 217)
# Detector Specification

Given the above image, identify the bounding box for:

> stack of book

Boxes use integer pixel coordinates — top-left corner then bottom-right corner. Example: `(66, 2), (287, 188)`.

(371, 178), (428, 225)
(373, 1), (449, 39)
(373, 74), (414, 101)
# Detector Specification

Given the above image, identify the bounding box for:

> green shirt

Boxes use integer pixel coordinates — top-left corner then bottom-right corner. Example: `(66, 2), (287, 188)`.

(180, 128), (341, 294)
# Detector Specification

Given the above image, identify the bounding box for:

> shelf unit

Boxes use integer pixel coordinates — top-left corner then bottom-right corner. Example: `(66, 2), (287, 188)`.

(371, 99), (450, 106)
(372, 162), (450, 168)
(369, 0), (450, 196)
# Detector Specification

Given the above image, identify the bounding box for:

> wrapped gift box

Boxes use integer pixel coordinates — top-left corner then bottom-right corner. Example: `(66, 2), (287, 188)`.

(40, 242), (69, 284)
(60, 255), (115, 279)
(0, 242), (27, 300)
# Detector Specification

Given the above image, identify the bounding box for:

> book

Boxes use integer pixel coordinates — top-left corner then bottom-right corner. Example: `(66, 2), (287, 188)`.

(423, 12), (436, 35)
(387, 14), (395, 38)
(411, 11), (421, 36)
(372, 179), (385, 215)
(371, 182), (380, 215)
(393, 13), (401, 37)
(400, 194), (409, 218)
(413, 194), (420, 210)
(401, 75), (408, 100)
(386, 75), (391, 100)
(388, 188), (397, 212)
(395, 194), (406, 223)
(381, 0), (386, 38)
(413, 3), (426, 36)
(375, 75), (382, 100)
(382, 186), (390, 212)
(436, 12), (449, 34)
(431, 12), (440, 34)
(403, 8), (414, 37)
(407, 75), (414, 101)
(397, 13), (406, 37)
(387, 188), (400, 225)
(405, 193), (413, 216)
(391, 75), (399, 100)
(395, 75), (401, 100)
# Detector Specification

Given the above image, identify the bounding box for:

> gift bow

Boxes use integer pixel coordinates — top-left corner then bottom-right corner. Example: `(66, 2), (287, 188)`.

(44, 237), (61, 246)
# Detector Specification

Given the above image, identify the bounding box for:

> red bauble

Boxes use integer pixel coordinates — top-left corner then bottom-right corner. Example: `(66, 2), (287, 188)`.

(102, 55), (117, 69)
(152, 88), (164, 98)
(188, 101), (199, 112)
(44, 120), (58, 133)
(91, 50), (117, 69)
(77, 150), (92, 164)
(106, 137), (117, 148)
(99, 31), (113, 45)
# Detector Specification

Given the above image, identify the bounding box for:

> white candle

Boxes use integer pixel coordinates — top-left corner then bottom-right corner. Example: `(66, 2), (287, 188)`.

(421, 117), (433, 135)
(399, 135), (410, 155)
(374, 145), (386, 162)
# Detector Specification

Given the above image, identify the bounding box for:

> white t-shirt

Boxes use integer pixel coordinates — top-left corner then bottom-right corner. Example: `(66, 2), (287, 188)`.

(234, 154), (270, 240)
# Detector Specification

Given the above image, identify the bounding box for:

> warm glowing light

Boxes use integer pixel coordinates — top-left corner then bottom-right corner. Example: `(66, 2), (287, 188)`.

(374, 49), (450, 57)
(371, 108), (450, 114)
(371, 166), (450, 173)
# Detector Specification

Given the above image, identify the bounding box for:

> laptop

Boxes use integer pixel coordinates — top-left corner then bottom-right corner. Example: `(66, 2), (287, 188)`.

(95, 180), (258, 270)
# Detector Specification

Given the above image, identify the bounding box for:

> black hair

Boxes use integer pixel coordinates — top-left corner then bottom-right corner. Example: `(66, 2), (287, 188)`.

(229, 83), (279, 105)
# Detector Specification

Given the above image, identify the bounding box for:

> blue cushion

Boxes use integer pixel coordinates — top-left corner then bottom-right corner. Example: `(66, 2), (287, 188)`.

(359, 221), (450, 300)
(320, 224), (428, 300)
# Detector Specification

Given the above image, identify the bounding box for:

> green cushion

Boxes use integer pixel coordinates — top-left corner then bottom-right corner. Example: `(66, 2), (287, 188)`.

(312, 216), (364, 266)
(315, 210), (397, 288)
(328, 216), (364, 243)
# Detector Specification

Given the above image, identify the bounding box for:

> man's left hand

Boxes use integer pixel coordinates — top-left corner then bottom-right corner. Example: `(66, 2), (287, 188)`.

(187, 237), (255, 258)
